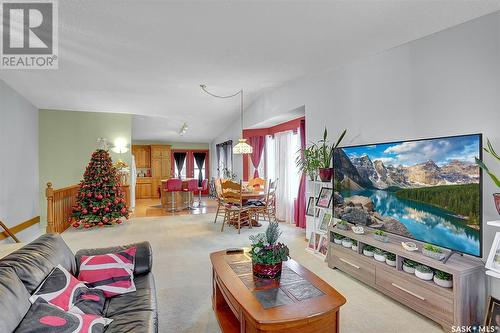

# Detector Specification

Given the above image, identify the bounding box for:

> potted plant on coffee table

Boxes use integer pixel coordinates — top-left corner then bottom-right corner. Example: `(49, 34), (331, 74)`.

(385, 252), (396, 267)
(476, 139), (500, 215)
(433, 270), (453, 288)
(373, 230), (389, 243)
(317, 127), (347, 182)
(363, 245), (375, 257)
(422, 243), (445, 261)
(249, 222), (289, 279)
(373, 248), (386, 262)
(415, 265), (434, 281)
(402, 258), (418, 274)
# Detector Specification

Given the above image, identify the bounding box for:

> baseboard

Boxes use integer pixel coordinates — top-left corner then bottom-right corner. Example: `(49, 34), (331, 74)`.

(0, 216), (40, 241)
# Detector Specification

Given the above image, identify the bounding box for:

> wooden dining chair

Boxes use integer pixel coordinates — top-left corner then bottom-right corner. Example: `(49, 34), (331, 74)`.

(220, 180), (253, 234)
(213, 178), (226, 224)
(253, 178), (278, 223)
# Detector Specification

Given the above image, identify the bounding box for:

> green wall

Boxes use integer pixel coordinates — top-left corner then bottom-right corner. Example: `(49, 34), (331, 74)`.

(132, 140), (209, 150)
(39, 110), (132, 225)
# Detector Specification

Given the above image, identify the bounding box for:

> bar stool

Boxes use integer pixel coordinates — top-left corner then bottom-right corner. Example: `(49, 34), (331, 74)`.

(184, 179), (199, 210)
(196, 179), (209, 207)
(165, 179), (183, 212)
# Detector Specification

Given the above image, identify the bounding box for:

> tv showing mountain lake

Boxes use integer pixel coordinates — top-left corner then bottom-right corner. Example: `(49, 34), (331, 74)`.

(333, 134), (482, 257)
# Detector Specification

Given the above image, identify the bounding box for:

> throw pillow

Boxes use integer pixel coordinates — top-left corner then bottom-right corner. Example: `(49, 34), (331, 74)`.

(78, 247), (136, 297)
(30, 265), (106, 315)
(14, 299), (112, 333)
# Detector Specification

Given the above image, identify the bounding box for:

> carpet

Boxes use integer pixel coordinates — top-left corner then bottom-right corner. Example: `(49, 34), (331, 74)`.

(61, 214), (443, 333)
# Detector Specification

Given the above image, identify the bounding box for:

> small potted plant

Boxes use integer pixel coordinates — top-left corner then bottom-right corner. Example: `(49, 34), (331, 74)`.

(373, 248), (386, 262)
(333, 233), (344, 244)
(249, 222), (289, 279)
(433, 270), (453, 288)
(351, 239), (358, 252)
(317, 128), (347, 182)
(422, 243), (445, 261)
(385, 252), (396, 267)
(363, 245), (375, 257)
(373, 230), (389, 243)
(475, 139), (500, 215)
(336, 220), (349, 231)
(341, 237), (352, 248)
(402, 258), (418, 274)
(415, 265), (434, 281)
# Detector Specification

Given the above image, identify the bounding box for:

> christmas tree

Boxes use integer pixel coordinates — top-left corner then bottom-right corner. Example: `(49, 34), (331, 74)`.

(71, 149), (129, 228)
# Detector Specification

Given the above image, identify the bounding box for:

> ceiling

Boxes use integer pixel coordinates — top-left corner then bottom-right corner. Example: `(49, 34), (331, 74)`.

(1, 1), (499, 143)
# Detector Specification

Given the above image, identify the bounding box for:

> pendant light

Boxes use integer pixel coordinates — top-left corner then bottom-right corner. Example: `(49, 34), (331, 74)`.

(200, 84), (253, 155)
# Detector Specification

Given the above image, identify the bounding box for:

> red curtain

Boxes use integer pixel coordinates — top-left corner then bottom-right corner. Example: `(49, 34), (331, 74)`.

(249, 136), (265, 178)
(294, 120), (306, 228)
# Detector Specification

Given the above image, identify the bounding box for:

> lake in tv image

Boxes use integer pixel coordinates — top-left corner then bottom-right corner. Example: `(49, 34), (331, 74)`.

(333, 134), (481, 256)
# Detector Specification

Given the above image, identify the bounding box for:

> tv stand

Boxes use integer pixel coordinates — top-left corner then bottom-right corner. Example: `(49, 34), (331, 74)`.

(442, 250), (463, 264)
(328, 226), (485, 332)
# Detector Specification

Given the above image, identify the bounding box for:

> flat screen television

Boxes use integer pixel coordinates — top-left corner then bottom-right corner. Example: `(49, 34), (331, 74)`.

(333, 133), (482, 257)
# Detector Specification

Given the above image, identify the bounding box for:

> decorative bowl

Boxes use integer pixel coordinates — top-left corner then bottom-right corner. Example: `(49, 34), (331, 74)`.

(351, 226), (365, 234)
(401, 242), (418, 252)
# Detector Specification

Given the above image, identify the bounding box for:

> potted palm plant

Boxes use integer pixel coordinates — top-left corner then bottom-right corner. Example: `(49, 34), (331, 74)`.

(249, 222), (289, 279)
(476, 139), (500, 215)
(296, 145), (320, 181)
(317, 127), (347, 182)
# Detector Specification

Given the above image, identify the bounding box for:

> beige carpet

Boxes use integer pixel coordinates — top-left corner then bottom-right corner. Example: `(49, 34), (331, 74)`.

(61, 214), (443, 333)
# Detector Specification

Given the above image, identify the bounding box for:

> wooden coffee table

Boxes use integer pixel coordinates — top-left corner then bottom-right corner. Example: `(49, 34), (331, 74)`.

(210, 250), (346, 333)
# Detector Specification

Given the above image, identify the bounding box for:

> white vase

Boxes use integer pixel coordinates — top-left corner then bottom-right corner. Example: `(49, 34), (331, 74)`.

(342, 240), (352, 248)
(386, 259), (396, 267)
(363, 249), (373, 257)
(433, 276), (453, 288)
(374, 253), (386, 262)
(415, 270), (434, 281)
(352, 245), (358, 252)
(402, 265), (415, 274)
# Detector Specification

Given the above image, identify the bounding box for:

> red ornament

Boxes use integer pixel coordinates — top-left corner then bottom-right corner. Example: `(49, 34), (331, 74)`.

(120, 207), (127, 214)
(97, 222), (104, 227)
(82, 209), (88, 214)
(72, 222), (80, 228)
(84, 224), (91, 229)
(86, 192), (92, 198)
(104, 207), (110, 212)
(116, 219), (122, 224)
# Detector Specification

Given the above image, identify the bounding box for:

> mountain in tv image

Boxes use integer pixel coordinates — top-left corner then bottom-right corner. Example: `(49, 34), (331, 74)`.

(333, 134), (481, 257)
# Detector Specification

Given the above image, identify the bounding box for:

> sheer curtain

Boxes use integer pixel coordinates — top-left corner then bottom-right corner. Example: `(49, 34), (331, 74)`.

(272, 130), (300, 224)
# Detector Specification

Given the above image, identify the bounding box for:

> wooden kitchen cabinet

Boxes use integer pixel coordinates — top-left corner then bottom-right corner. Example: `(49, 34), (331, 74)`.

(132, 145), (151, 168)
(133, 145), (171, 199)
(136, 177), (152, 199)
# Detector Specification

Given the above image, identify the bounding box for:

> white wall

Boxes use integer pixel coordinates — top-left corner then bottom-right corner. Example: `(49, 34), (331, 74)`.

(211, 11), (500, 291)
(0, 80), (41, 243)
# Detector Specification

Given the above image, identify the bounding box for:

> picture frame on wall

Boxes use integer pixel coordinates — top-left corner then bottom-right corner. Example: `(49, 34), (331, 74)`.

(307, 232), (316, 251)
(317, 235), (328, 256)
(316, 187), (333, 208)
(484, 296), (500, 330)
(486, 232), (500, 274)
(318, 211), (332, 233)
(306, 197), (319, 217)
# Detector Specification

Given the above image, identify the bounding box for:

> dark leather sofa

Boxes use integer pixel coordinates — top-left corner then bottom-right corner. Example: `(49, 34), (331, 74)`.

(0, 234), (158, 333)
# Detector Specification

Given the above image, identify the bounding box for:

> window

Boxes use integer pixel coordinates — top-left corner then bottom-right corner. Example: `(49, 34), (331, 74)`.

(216, 140), (233, 177)
(174, 161), (187, 179)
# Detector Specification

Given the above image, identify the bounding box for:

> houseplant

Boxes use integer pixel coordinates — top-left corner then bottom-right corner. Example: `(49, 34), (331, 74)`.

(341, 237), (352, 248)
(336, 220), (349, 230)
(422, 243), (445, 261)
(433, 270), (453, 288)
(373, 248), (386, 262)
(333, 233), (344, 244)
(402, 258), (418, 274)
(363, 245), (375, 257)
(296, 145), (320, 181)
(385, 252), (396, 267)
(317, 127), (347, 182)
(351, 239), (358, 252)
(373, 230), (389, 243)
(249, 222), (289, 279)
(475, 139), (500, 215)
(415, 265), (434, 280)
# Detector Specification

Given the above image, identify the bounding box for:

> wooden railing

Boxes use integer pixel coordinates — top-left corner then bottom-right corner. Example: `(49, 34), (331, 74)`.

(46, 183), (131, 234)
(46, 182), (79, 233)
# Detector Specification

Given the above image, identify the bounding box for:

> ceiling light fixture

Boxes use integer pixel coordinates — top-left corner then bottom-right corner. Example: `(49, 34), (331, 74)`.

(200, 84), (252, 155)
(179, 122), (188, 136)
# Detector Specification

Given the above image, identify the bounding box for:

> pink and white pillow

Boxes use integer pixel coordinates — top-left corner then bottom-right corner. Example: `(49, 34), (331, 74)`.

(15, 299), (112, 333)
(30, 265), (106, 315)
(78, 247), (136, 297)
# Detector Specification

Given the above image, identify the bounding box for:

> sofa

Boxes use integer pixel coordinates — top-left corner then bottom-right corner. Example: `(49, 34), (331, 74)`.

(0, 233), (158, 333)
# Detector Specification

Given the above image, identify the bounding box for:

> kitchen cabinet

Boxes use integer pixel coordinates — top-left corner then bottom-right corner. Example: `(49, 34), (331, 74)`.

(132, 145), (151, 168)
(136, 178), (152, 199)
(132, 145), (171, 199)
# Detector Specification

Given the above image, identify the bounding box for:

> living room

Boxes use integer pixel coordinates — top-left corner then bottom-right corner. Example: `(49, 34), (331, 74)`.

(1, 1), (500, 333)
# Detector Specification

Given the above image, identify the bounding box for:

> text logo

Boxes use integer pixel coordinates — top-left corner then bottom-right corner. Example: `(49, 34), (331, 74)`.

(1, 0), (58, 69)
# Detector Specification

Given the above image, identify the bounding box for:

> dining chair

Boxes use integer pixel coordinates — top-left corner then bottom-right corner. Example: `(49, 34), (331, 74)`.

(253, 178), (278, 223)
(220, 180), (253, 234)
(165, 179), (183, 212)
(213, 179), (225, 224)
